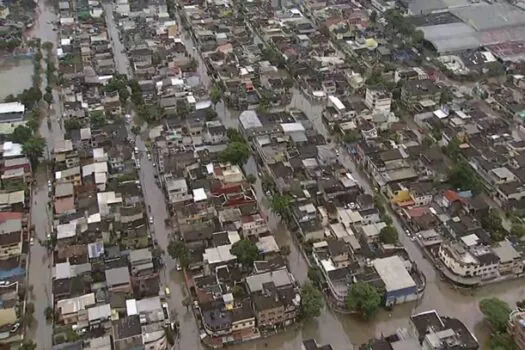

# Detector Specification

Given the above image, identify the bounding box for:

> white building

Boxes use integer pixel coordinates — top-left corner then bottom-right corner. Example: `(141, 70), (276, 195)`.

(438, 234), (500, 280)
(0, 103), (25, 123)
(365, 88), (392, 114)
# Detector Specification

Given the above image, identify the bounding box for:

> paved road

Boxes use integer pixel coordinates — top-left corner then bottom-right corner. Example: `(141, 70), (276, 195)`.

(102, 2), (131, 77)
(26, 2), (63, 349)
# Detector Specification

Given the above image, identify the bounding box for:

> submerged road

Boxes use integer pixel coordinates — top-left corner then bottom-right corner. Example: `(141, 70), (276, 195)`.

(104, 3), (525, 349)
(26, 1), (62, 349)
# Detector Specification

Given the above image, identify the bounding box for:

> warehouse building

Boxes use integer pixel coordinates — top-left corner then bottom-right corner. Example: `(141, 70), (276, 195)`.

(0, 102), (25, 123)
(373, 255), (418, 306)
(412, 3), (525, 54)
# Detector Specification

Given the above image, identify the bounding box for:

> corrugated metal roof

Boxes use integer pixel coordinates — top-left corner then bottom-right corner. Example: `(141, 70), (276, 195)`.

(420, 23), (480, 53)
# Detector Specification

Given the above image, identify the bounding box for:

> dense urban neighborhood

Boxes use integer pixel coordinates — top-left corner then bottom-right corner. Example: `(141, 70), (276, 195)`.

(0, 0), (525, 349)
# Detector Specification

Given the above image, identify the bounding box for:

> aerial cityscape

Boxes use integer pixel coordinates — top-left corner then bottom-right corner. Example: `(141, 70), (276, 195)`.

(0, 0), (524, 349)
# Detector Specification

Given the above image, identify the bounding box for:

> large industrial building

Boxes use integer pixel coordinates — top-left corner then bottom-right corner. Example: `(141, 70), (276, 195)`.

(403, 0), (525, 58)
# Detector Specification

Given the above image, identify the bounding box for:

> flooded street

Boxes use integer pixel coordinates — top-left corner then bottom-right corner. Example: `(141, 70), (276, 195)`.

(101, 4), (525, 349)
(0, 59), (33, 100)
(25, 2), (61, 349)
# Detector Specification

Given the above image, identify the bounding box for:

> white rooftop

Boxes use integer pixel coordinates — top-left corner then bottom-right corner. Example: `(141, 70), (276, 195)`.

(461, 233), (479, 247)
(373, 256), (416, 293)
(0, 102), (24, 114)
(193, 188), (207, 202)
(281, 122), (305, 133)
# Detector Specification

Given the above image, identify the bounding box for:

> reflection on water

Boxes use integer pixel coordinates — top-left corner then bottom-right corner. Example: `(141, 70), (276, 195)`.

(0, 58), (34, 100)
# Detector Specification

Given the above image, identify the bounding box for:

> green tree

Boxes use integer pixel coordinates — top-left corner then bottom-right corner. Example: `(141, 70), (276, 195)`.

(380, 214), (393, 225)
(448, 160), (484, 194)
(431, 128), (443, 142)
(226, 128), (246, 143)
(439, 87), (454, 105)
(346, 282), (381, 320)
(19, 87), (42, 110)
(379, 225), (398, 244)
(301, 283), (324, 319)
(64, 118), (82, 131)
(230, 239), (260, 268)
(343, 131), (360, 143)
(246, 174), (257, 184)
(231, 285), (245, 299)
(308, 266), (323, 285)
(210, 85), (222, 105)
(44, 306), (54, 321)
(205, 108), (217, 120)
(270, 194), (292, 221)
(511, 224), (525, 238)
(164, 326), (175, 346)
(43, 91), (53, 105)
(482, 209), (503, 232)
(280, 244), (291, 256)
(10, 125), (33, 144)
(131, 125), (141, 136)
(487, 332), (517, 350)
(42, 41), (54, 52)
(22, 136), (45, 166)
(118, 88), (130, 102)
(168, 240), (186, 260)
(19, 341), (37, 350)
(219, 141), (250, 166)
(481, 209), (504, 241)
(479, 298), (512, 333)
(90, 111), (106, 128)
(104, 75), (128, 93)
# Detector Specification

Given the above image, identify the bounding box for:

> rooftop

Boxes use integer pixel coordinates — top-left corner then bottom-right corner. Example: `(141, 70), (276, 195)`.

(373, 256), (416, 292)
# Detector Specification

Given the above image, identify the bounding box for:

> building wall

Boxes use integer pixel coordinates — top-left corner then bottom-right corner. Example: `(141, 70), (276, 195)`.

(232, 317), (255, 332)
(438, 245), (499, 279)
(0, 241), (22, 259)
(256, 305), (284, 327)
(385, 285), (418, 306)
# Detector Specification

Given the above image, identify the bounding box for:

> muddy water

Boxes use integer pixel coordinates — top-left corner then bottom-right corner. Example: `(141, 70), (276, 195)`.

(0, 58), (34, 100)
(159, 6), (525, 350)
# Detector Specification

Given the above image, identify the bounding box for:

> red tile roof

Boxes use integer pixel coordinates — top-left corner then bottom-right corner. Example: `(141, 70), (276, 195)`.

(0, 212), (22, 223)
(443, 190), (464, 203)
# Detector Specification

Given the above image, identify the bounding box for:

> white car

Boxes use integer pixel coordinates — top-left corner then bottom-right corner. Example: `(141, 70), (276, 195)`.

(149, 216), (154, 224)
(30, 237), (34, 245)
(147, 153), (152, 160)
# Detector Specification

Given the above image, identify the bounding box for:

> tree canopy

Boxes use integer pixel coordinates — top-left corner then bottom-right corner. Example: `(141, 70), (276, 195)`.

(481, 209), (505, 242)
(346, 282), (381, 320)
(210, 85), (222, 105)
(10, 125), (33, 144)
(487, 332), (517, 350)
(379, 225), (398, 244)
(90, 111), (106, 129)
(270, 194), (292, 221)
(230, 239), (260, 268)
(22, 136), (45, 166)
(308, 266), (323, 285)
(479, 298), (512, 333)
(167, 240), (189, 269)
(511, 224), (525, 238)
(301, 283), (324, 319)
(226, 128), (246, 143)
(448, 160), (484, 194)
(219, 141), (250, 166)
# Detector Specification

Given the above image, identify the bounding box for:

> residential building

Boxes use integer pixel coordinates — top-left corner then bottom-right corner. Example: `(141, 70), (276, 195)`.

(365, 88), (392, 114)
